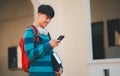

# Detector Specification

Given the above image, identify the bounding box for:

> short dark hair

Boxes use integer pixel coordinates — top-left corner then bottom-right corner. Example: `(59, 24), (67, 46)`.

(38, 4), (55, 18)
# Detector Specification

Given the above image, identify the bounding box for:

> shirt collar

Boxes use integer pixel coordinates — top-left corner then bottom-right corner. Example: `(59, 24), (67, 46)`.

(33, 22), (48, 35)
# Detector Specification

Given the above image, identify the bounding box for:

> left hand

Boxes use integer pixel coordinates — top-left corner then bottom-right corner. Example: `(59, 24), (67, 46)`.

(55, 68), (63, 76)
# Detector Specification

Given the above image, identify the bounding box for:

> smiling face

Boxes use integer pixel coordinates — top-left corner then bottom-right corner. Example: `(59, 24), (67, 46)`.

(37, 13), (52, 28)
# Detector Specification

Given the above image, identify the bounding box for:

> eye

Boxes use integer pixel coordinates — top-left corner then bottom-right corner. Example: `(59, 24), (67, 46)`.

(46, 17), (49, 19)
(46, 15), (51, 20)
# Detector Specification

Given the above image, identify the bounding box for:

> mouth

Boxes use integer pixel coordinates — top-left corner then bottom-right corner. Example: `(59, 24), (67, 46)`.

(43, 22), (48, 27)
(45, 22), (49, 25)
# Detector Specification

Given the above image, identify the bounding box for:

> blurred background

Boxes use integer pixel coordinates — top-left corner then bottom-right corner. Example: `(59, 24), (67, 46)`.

(0, 0), (120, 76)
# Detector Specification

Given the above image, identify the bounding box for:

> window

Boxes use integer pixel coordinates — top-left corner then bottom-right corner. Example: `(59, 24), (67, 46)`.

(107, 18), (120, 47)
(91, 22), (105, 59)
(91, 19), (120, 59)
(90, 0), (120, 59)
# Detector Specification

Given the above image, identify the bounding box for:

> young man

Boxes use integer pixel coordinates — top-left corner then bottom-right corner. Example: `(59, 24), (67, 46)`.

(24, 4), (63, 76)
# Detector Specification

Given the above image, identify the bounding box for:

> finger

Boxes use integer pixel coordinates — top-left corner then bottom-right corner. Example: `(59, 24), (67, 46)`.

(54, 39), (59, 42)
(59, 68), (63, 74)
(55, 71), (60, 76)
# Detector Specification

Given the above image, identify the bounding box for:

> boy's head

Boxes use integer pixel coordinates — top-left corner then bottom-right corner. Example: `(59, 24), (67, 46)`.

(38, 4), (55, 18)
(37, 4), (55, 28)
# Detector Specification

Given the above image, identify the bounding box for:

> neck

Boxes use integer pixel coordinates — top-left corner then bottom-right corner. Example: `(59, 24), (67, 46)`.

(35, 21), (44, 28)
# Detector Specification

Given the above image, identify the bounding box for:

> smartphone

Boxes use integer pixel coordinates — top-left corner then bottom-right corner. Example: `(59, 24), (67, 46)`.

(57, 35), (65, 41)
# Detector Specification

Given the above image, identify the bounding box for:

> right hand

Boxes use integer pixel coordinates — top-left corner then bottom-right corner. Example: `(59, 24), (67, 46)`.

(49, 40), (60, 48)
(55, 68), (63, 76)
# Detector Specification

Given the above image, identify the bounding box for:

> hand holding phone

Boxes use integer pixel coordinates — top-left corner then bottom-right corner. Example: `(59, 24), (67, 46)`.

(50, 35), (65, 48)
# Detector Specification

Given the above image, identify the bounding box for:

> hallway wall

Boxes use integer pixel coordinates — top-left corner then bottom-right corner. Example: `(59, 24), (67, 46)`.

(0, 0), (33, 76)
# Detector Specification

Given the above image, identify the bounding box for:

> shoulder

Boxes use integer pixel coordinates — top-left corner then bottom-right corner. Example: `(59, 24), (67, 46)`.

(25, 27), (34, 32)
(24, 27), (34, 38)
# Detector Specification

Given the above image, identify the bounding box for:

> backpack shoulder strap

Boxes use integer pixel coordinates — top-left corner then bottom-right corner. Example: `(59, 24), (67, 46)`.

(28, 25), (40, 35)
(27, 25), (40, 44)
(48, 32), (51, 40)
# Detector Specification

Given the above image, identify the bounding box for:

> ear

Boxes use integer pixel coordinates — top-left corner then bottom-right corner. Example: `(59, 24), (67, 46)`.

(38, 13), (42, 16)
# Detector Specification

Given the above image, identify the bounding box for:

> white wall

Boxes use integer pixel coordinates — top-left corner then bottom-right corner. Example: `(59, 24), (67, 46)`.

(62, 0), (91, 76)
(89, 60), (120, 76)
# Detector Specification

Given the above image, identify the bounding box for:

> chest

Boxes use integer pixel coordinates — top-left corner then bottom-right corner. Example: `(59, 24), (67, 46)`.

(38, 35), (50, 43)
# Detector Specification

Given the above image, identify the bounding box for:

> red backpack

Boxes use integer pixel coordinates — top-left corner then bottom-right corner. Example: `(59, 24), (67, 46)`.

(19, 25), (39, 72)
